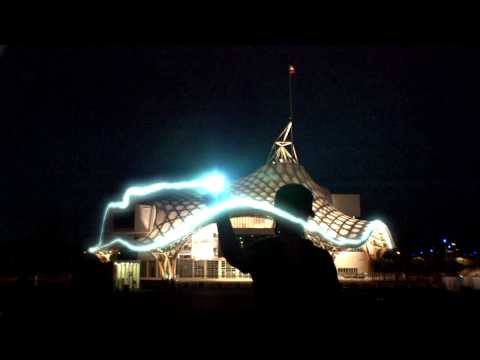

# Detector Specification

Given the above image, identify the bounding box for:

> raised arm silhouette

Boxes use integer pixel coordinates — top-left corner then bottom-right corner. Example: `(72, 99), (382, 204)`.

(216, 184), (340, 321)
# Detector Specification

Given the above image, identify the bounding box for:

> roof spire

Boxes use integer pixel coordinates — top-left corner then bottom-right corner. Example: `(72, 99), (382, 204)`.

(268, 121), (299, 164)
(267, 65), (299, 165)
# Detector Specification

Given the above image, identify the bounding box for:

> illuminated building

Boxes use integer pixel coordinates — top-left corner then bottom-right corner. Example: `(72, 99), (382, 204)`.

(102, 121), (394, 287)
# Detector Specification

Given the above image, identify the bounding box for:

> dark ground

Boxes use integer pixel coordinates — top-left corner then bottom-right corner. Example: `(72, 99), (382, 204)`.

(1, 283), (478, 342)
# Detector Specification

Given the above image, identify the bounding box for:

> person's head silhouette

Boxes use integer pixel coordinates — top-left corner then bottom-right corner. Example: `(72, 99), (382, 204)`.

(274, 184), (314, 236)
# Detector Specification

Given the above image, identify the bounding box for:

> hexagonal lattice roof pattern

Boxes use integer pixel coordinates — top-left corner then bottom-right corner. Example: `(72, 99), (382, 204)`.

(132, 122), (393, 256)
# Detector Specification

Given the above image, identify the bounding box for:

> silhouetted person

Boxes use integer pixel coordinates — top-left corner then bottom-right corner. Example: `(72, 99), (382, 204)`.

(216, 184), (340, 322)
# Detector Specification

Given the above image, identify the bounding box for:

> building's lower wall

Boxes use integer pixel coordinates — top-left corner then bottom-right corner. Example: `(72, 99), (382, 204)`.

(334, 250), (371, 277)
(136, 250), (372, 284)
(175, 258), (252, 282)
(140, 258), (252, 282)
(130, 224), (372, 283)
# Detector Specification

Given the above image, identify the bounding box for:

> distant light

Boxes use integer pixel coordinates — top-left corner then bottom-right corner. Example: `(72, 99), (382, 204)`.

(451, 242), (457, 247)
(448, 245), (452, 249)
(395, 251), (401, 255)
(430, 249), (434, 253)
(473, 251), (478, 256)
(442, 239), (447, 244)
(419, 251), (424, 255)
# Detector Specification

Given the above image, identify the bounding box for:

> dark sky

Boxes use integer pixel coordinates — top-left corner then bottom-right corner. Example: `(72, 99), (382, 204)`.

(1, 46), (479, 256)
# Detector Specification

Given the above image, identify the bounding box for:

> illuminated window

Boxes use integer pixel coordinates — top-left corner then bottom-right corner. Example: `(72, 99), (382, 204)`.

(338, 267), (358, 274)
(207, 261), (218, 278)
(230, 216), (274, 229)
(194, 261), (205, 277)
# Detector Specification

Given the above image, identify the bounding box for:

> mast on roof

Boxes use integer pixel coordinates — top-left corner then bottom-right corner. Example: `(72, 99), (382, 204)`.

(267, 65), (299, 165)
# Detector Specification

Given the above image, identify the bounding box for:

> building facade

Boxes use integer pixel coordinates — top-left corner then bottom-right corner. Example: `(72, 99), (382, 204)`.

(101, 122), (393, 287)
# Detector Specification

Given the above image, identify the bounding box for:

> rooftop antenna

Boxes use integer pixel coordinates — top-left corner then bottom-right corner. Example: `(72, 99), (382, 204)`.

(288, 64), (296, 121)
(267, 65), (299, 164)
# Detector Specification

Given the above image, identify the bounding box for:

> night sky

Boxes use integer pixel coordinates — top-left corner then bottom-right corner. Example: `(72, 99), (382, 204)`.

(1, 46), (479, 264)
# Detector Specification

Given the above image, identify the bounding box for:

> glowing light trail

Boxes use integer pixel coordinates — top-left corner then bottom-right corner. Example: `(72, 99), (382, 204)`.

(94, 172), (227, 249)
(89, 196), (393, 253)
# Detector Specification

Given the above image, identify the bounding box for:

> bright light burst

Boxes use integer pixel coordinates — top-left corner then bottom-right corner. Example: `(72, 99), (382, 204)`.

(201, 173), (226, 194)
(89, 178), (393, 253)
